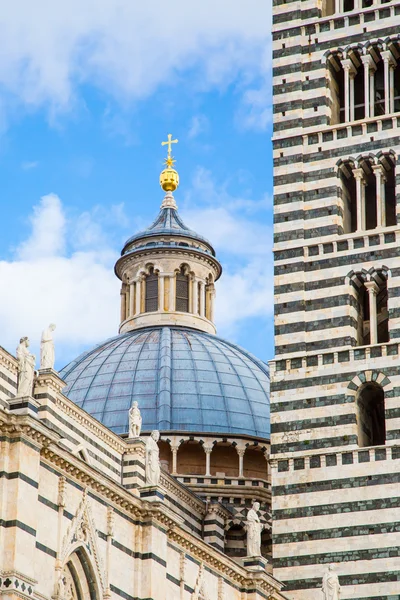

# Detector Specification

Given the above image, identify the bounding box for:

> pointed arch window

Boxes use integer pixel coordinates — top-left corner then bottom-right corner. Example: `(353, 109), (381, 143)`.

(176, 267), (189, 312)
(145, 267), (159, 312)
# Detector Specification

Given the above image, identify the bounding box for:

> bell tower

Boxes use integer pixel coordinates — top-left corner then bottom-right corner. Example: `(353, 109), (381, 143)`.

(270, 0), (400, 598)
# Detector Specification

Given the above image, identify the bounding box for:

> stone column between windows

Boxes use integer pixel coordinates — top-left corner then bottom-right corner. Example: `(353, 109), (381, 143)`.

(236, 448), (246, 478)
(365, 281), (379, 345)
(171, 444), (180, 475)
(125, 285), (130, 319)
(353, 168), (366, 231)
(129, 282), (135, 317)
(334, 0), (343, 14)
(389, 63), (395, 114)
(361, 55), (375, 119)
(120, 287), (126, 321)
(192, 277), (199, 315)
(372, 164), (386, 228)
(199, 281), (205, 317)
(381, 50), (394, 114)
(158, 275), (165, 311)
(210, 289), (216, 322)
(204, 445), (213, 477)
(135, 278), (142, 315)
(342, 59), (356, 123)
(169, 274), (176, 311)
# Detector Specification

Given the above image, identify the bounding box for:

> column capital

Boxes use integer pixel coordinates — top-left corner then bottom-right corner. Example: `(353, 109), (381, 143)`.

(381, 50), (396, 67)
(365, 280), (379, 295)
(353, 168), (366, 182)
(361, 54), (376, 71)
(342, 58), (357, 75)
(236, 447), (246, 457)
(203, 445), (213, 454)
(372, 163), (387, 180)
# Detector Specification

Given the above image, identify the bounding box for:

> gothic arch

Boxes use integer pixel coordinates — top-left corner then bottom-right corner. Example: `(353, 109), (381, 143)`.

(59, 490), (106, 599)
(58, 545), (101, 600)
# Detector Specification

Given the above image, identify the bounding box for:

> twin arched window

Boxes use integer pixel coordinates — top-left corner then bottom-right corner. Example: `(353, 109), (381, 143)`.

(338, 154), (396, 233)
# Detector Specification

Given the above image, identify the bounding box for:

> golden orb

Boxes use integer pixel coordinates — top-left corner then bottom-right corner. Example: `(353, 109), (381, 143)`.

(160, 167), (179, 192)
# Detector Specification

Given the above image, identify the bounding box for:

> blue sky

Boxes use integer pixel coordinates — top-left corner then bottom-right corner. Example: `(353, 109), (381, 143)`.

(0, 1), (273, 369)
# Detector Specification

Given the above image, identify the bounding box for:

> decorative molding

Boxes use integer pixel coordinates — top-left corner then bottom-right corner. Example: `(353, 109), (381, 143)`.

(53, 394), (126, 454)
(60, 489), (106, 593)
(159, 472), (205, 514)
(0, 570), (36, 600)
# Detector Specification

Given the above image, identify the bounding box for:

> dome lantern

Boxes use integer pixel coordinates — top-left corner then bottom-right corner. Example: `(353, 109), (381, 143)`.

(114, 137), (222, 335)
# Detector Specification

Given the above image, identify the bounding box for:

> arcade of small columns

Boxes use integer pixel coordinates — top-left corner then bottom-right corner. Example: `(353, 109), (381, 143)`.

(153, 435), (270, 480)
(326, 0), (394, 17)
(329, 42), (400, 123)
(338, 153), (396, 231)
(120, 267), (216, 322)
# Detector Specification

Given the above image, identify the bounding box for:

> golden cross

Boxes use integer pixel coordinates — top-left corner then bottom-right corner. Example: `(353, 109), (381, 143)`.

(161, 133), (178, 158)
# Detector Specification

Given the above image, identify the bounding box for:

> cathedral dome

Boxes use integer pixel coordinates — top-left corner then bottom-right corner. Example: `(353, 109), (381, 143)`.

(60, 326), (270, 438)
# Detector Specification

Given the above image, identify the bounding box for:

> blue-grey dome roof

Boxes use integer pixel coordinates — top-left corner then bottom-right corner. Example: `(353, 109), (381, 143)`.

(121, 206), (215, 256)
(60, 326), (270, 438)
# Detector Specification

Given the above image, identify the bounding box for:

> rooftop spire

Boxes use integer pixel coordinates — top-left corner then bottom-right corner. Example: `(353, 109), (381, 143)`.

(160, 133), (179, 194)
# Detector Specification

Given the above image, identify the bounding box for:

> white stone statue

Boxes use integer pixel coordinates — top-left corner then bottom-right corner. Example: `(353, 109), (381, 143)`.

(322, 564), (341, 600)
(128, 401), (142, 438)
(40, 323), (56, 369)
(246, 501), (264, 557)
(145, 430), (161, 486)
(16, 337), (36, 397)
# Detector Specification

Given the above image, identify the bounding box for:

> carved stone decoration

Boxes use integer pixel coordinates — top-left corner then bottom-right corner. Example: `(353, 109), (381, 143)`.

(60, 489), (106, 594)
(145, 430), (161, 486)
(245, 501), (264, 557)
(16, 337), (36, 397)
(322, 564), (341, 600)
(192, 563), (209, 600)
(58, 476), (67, 507)
(218, 577), (225, 600)
(40, 323), (56, 370)
(107, 507), (114, 538)
(128, 401), (142, 438)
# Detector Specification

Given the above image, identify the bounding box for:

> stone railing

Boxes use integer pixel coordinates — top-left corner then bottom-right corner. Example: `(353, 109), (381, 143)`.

(271, 341), (399, 375)
(272, 444), (400, 473)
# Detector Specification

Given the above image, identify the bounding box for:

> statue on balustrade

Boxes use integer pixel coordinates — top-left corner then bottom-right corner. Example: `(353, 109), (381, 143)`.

(128, 401), (142, 438)
(245, 501), (264, 557)
(322, 564), (341, 600)
(40, 323), (56, 370)
(16, 337), (36, 397)
(145, 430), (161, 486)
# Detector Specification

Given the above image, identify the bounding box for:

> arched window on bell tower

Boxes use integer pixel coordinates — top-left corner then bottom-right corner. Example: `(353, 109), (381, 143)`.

(352, 270), (389, 346)
(357, 383), (386, 447)
(176, 266), (189, 312)
(145, 267), (159, 312)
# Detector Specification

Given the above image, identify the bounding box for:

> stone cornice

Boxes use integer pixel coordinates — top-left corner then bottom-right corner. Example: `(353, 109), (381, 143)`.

(160, 472), (206, 515)
(51, 393), (126, 454)
(115, 247), (222, 280)
(0, 346), (18, 375)
(167, 529), (285, 598)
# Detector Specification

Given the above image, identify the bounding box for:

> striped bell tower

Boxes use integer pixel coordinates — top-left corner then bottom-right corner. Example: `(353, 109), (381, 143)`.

(270, 0), (400, 597)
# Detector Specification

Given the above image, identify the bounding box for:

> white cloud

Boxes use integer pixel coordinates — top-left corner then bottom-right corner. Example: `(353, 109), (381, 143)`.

(0, 1), (271, 125)
(0, 172), (272, 367)
(188, 114), (209, 139)
(181, 167), (273, 338)
(0, 194), (121, 366)
(21, 161), (39, 170)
